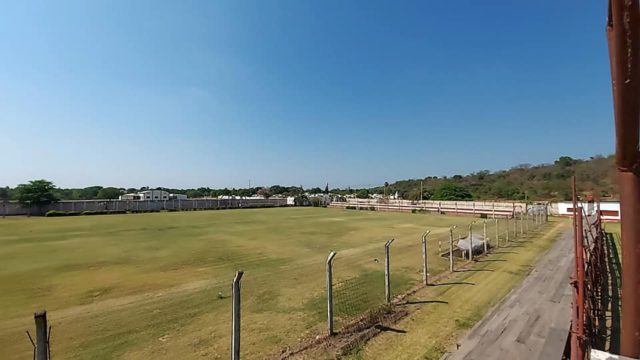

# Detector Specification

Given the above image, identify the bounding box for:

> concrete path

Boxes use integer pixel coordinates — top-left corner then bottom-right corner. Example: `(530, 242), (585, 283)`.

(446, 229), (573, 360)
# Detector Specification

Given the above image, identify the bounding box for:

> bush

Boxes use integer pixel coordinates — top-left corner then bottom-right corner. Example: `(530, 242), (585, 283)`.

(480, 213), (488, 219)
(45, 210), (80, 217)
(45, 210), (66, 217)
(346, 206), (356, 210)
(411, 209), (417, 214)
(369, 206), (376, 211)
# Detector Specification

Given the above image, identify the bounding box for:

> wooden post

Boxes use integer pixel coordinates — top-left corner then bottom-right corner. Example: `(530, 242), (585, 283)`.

(384, 239), (395, 303)
(422, 231), (430, 286)
(520, 212), (524, 235)
(232, 271), (244, 360)
(449, 227), (455, 272)
(326, 251), (337, 335)
(34, 310), (49, 360)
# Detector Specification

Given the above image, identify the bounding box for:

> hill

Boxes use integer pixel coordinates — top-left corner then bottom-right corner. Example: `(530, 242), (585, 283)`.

(366, 155), (616, 201)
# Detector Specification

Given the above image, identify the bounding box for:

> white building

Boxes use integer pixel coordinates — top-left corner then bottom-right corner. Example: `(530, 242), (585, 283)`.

(119, 190), (170, 201)
(554, 200), (620, 222)
(169, 193), (187, 200)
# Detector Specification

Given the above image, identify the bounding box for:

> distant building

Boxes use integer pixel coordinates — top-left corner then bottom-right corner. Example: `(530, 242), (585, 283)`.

(554, 200), (620, 222)
(119, 190), (170, 201)
(169, 193), (187, 200)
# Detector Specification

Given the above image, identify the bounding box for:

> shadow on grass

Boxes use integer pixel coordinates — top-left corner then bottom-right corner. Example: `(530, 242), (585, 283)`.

(374, 324), (407, 334)
(492, 251), (518, 254)
(402, 299), (448, 305)
(456, 268), (494, 272)
(430, 281), (475, 286)
(475, 259), (506, 263)
(603, 231), (621, 353)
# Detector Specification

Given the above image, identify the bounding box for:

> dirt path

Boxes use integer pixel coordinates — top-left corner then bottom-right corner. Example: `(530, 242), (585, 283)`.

(445, 228), (573, 360)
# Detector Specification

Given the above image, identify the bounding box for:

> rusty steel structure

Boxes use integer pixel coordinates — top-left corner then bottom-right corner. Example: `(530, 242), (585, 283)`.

(570, 178), (608, 359)
(606, 0), (640, 358)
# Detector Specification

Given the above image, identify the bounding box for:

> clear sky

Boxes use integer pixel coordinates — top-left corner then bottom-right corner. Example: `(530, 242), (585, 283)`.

(0, 1), (614, 189)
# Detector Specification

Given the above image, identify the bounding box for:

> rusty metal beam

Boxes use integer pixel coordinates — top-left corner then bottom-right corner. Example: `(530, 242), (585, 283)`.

(607, 0), (640, 357)
(571, 177), (585, 360)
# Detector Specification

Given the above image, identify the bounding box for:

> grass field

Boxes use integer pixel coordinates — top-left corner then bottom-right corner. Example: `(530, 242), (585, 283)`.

(0, 207), (556, 359)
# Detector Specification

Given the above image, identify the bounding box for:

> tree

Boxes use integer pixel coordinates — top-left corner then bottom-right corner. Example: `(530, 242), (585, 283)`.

(432, 182), (472, 200)
(15, 180), (58, 206)
(0, 187), (10, 201)
(324, 183), (329, 194)
(554, 156), (576, 167)
(96, 187), (122, 199)
(356, 189), (370, 199)
(257, 187), (272, 198)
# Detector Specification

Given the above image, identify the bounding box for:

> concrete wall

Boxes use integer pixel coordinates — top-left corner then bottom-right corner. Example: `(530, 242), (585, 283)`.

(554, 201), (620, 222)
(329, 199), (527, 217)
(1, 198), (288, 216)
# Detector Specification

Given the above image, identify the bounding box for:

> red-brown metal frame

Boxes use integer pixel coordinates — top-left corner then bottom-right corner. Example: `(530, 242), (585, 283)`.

(570, 179), (609, 359)
(606, 0), (640, 357)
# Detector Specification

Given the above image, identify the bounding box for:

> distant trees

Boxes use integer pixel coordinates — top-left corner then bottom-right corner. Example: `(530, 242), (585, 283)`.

(257, 187), (272, 198)
(432, 182), (472, 200)
(554, 156), (577, 167)
(15, 180), (58, 206)
(96, 187), (122, 199)
(0, 187), (9, 202)
(356, 189), (370, 199)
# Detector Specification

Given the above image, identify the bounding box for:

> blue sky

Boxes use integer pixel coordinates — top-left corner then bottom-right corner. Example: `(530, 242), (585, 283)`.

(0, 1), (614, 189)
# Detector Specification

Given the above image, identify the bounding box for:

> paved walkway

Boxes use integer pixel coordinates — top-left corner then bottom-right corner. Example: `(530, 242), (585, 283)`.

(446, 229), (573, 360)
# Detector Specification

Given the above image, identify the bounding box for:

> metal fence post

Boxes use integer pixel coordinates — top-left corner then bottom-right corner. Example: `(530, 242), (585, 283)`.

(520, 212), (524, 236)
(468, 221), (475, 260)
(34, 310), (49, 360)
(384, 239), (395, 303)
(495, 218), (499, 248)
(231, 271), (244, 360)
(326, 251), (337, 335)
(483, 221), (488, 253)
(449, 226), (456, 272)
(422, 231), (431, 286)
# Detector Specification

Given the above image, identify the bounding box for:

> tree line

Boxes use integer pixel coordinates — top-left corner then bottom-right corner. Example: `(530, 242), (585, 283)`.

(0, 155), (615, 206)
(358, 155), (616, 201)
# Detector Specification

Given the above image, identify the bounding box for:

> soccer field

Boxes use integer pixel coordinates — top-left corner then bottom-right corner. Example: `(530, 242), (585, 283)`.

(0, 207), (539, 359)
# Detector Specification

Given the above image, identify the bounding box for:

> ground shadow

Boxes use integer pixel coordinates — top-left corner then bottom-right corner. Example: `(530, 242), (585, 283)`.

(492, 251), (518, 254)
(374, 324), (407, 333)
(604, 231), (621, 353)
(456, 268), (494, 273)
(430, 281), (475, 286)
(475, 259), (506, 263)
(402, 299), (448, 305)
